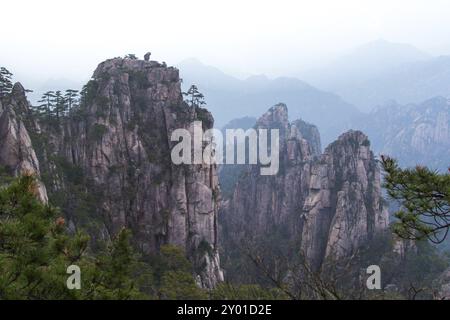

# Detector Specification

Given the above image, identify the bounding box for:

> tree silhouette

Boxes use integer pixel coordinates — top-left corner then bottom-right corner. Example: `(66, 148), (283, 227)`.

(0, 67), (13, 98)
(182, 85), (206, 108)
(382, 155), (450, 243)
(125, 54), (137, 60)
(64, 89), (79, 113)
(37, 91), (55, 118)
(53, 90), (65, 120)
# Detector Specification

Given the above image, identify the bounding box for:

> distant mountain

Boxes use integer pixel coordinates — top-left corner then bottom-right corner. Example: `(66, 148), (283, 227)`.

(305, 39), (434, 110)
(336, 55), (450, 110)
(220, 104), (389, 282)
(352, 96), (450, 171)
(178, 59), (359, 144)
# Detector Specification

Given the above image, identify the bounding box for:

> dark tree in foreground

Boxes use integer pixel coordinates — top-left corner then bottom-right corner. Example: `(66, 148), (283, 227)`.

(0, 174), (148, 299)
(381, 156), (450, 243)
(0, 67), (13, 97)
(183, 84), (206, 108)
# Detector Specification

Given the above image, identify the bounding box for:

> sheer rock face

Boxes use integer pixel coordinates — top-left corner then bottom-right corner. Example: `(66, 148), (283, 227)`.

(353, 97), (450, 171)
(1, 58), (223, 288)
(222, 104), (388, 269)
(292, 119), (322, 156)
(0, 84), (48, 202)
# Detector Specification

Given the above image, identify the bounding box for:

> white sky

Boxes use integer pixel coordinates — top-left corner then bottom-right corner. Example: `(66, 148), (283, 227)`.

(2, 0), (450, 84)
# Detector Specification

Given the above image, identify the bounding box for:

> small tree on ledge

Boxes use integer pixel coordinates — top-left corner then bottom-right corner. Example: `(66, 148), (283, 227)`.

(182, 84), (205, 108)
(125, 54), (138, 60)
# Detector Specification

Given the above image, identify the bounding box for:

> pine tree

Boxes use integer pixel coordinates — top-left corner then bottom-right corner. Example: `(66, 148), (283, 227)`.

(0, 174), (89, 299)
(86, 228), (150, 299)
(37, 91), (55, 118)
(0, 67), (13, 98)
(125, 54), (137, 60)
(182, 85), (206, 108)
(52, 90), (65, 120)
(153, 245), (207, 300)
(0, 174), (151, 300)
(381, 156), (450, 243)
(64, 89), (79, 113)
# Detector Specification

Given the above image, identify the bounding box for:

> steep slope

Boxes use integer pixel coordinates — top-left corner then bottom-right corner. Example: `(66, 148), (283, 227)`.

(218, 115), (321, 199)
(0, 83), (47, 202)
(220, 104), (388, 271)
(2, 58), (224, 288)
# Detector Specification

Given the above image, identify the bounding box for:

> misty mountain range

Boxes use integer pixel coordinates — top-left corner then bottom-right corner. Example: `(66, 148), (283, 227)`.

(23, 39), (450, 168)
(1, 49), (449, 300)
(178, 57), (358, 145)
(305, 39), (450, 111)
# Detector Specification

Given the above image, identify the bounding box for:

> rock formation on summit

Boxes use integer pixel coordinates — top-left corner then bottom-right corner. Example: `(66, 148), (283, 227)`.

(0, 58), (223, 288)
(221, 103), (389, 269)
(0, 83), (48, 202)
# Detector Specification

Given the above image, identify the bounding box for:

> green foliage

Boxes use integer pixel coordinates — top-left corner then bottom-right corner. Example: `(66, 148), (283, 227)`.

(53, 90), (65, 119)
(159, 271), (207, 299)
(151, 245), (207, 299)
(36, 91), (55, 118)
(34, 89), (79, 123)
(356, 232), (449, 299)
(183, 84), (206, 108)
(381, 156), (450, 243)
(0, 174), (87, 299)
(153, 245), (193, 277)
(195, 106), (213, 129)
(80, 80), (98, 108)
(83, 228), (150, 300)
(0, 174), (149, 300)
(64, 89), (79, 111)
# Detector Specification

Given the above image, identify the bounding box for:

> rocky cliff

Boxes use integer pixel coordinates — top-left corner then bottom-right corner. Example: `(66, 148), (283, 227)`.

(353, 97), (450, 171)
(221, 104), (388, 269)
(1, 58), (223, 288)
(0, 83), (48, 202)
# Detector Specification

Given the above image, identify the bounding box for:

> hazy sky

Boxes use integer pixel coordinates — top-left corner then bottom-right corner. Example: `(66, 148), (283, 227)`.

(3, 0), (450, 87)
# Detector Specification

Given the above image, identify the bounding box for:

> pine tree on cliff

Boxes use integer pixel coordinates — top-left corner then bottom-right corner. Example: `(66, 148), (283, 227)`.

(37, 91), (55, 118)
(64, 89), (79, 113)
(125, 54), (137, 60)
(382, 156), (450, 244)
(183, 84), (206, 108)
(0, 67), (13, 98)
(52, 90), (65, 120)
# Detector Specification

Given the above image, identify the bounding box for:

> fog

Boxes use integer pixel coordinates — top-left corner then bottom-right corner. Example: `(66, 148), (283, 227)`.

(3, 0), (450, 87)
